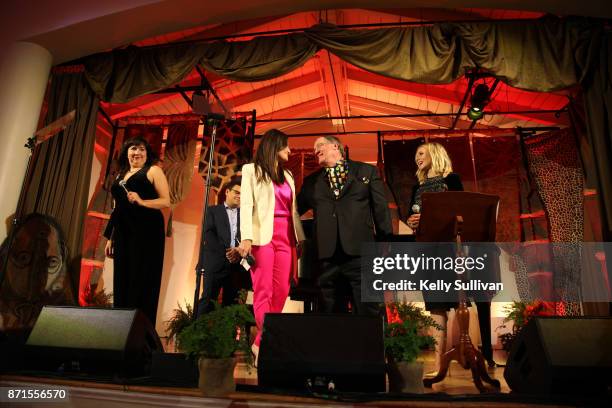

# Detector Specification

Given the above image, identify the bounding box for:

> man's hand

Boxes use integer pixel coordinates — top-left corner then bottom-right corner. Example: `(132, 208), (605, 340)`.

(226, 247), (241, 264)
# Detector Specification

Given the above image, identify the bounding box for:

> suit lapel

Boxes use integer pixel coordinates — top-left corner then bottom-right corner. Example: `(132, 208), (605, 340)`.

(317, 169), (336, 200)
(236, 208), (241, 243)
(218, 204), (231, 246)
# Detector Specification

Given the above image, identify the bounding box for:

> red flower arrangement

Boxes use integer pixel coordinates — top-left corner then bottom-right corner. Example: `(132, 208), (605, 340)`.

(523, 300), (555, 324)
(498, 300), (558, 352)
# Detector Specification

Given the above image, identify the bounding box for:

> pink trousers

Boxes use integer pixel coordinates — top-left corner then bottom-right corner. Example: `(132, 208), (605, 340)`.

(250, 215), (294, 346)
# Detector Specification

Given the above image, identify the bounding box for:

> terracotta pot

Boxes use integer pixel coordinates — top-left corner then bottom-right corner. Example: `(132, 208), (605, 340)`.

(198, 357), (236, 396)
(387, 360), (424, 393)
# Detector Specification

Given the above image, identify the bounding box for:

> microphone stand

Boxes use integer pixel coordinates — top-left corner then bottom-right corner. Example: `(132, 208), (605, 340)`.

(192, 114), (223, 319)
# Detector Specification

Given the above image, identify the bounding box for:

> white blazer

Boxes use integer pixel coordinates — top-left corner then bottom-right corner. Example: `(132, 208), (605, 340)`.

(240, 163), (305, 246)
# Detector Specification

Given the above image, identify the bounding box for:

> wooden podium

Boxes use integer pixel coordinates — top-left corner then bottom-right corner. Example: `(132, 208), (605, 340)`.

(417, 192), (501, 393)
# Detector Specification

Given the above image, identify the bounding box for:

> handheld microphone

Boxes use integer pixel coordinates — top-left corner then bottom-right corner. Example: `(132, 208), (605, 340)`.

(245, 254), (256, 267)
(240, 254), (256, 271)
(119, 180), (129, 194)
(411, 204), (420, 214)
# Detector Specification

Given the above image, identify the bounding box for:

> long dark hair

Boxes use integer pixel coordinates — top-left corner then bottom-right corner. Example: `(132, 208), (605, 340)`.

(117, 137), (159, 178)
(253, 129), (289, 184)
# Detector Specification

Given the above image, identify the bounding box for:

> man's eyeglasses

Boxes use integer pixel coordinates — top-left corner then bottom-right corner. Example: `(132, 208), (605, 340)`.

(229, 189), (241, 195)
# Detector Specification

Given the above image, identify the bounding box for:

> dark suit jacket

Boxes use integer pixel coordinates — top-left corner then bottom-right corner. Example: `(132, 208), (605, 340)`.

(202, 204), (240, 277)
(297, 160), (392, 259)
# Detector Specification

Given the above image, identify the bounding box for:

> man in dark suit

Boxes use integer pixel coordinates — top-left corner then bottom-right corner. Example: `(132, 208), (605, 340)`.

(297, 136), (392, 315)
(197, 178), (250, 316)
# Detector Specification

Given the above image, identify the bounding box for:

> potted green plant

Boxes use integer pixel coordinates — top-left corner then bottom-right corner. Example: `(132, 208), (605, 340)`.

(178, 300), (254, 396)
(165, 300), (194, 351)
(385, 302), (443, 393)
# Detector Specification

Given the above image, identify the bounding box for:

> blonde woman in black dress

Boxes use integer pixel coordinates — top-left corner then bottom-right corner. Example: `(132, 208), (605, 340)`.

(407, 142), (463, 376)
(104, 137), (170, 326)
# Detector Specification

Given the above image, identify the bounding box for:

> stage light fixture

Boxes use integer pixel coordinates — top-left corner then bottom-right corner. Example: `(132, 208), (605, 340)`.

(467, 83), (491, 121)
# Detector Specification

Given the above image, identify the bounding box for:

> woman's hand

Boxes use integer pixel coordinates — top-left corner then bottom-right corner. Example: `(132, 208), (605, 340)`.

(238, 240), (252, 258)
(407, 214), (421, 230)
(105, 240), (114, 258)
(127, 191), (143, 205)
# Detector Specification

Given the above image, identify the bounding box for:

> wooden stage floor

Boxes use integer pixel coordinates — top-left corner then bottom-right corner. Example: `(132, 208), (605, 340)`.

(2, 350), (604, 408)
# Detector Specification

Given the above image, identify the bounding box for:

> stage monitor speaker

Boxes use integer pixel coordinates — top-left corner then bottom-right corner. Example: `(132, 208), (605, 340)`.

(26, 306), (162, 376)
(150, 352), (199, 387)
(504, 317), (612, 395)
(258, 313), (385, 392)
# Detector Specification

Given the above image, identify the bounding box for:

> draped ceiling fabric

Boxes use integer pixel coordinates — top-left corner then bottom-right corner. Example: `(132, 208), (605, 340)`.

(81, 16), (611, 241)
(84, 17), (599, 102)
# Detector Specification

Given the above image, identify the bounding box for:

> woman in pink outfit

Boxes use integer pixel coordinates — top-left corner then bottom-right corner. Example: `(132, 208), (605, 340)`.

(238, 129), (305, 355)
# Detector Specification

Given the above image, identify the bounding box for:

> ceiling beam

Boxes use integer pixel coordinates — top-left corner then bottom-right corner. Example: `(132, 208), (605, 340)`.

(172, 15), (290, 43)
(348, 95), (498, 130)
(255, 97), (327, 127)
(226, 71), (321, 109)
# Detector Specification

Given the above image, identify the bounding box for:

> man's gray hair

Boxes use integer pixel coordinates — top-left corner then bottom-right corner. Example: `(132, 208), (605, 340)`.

(321, 135), (345, 156)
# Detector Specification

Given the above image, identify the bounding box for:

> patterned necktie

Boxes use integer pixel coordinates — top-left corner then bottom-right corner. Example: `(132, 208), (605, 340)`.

(325, 160), (348, 199)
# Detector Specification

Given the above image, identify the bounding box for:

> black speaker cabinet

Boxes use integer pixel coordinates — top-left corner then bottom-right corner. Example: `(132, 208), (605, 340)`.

(504, 317), (612, 395)
(25, 306), (162, 376)
(258, 313), (386, 392)
(150, 352), (199, 387)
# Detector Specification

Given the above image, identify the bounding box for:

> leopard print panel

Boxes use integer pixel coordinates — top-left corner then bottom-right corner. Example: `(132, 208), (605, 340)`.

(524, 128), (584, 315)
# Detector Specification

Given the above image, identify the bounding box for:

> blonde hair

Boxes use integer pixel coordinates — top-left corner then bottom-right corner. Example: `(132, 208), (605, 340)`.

(415, 142), (453, 183)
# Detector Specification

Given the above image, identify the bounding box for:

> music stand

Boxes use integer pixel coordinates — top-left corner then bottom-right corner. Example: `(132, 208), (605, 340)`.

(417, 192), (501, 393)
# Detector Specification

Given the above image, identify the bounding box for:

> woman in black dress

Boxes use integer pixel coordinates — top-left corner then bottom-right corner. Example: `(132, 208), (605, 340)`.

(407, 142), (463, 376)
(104, 137), (170, 326)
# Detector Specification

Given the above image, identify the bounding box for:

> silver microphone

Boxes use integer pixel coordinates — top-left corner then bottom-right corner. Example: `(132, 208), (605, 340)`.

(119, 180), (129, 194)
(411, 204), (420, 214)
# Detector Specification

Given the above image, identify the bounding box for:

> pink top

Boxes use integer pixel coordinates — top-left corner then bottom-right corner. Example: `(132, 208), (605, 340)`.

(273, 180), (293, 217)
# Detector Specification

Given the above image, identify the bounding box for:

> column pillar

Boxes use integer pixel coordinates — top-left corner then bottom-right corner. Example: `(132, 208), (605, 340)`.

(0, 42), (52, 241)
